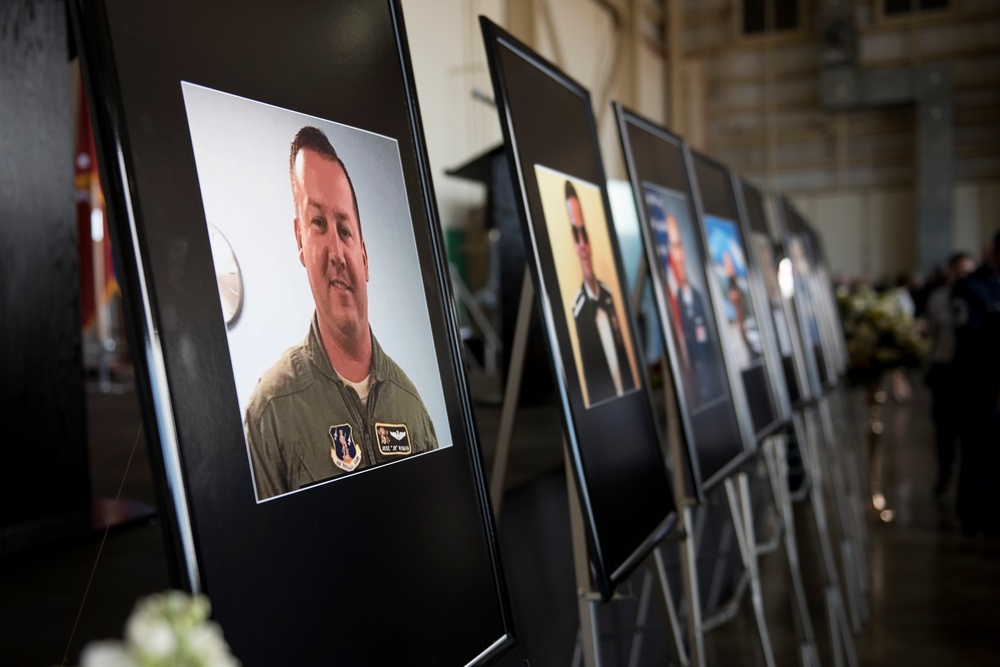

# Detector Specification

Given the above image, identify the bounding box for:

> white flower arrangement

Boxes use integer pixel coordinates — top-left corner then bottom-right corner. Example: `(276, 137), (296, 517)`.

(80, 591), (239, 667)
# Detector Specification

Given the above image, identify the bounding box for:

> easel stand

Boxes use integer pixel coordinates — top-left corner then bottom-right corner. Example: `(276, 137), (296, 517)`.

(829, 386), (873, 590)
(627, 260), (815, 667)
(793, 407), (860, 667)
(490, 271), (684, 667)
(814, 394), (871, 633)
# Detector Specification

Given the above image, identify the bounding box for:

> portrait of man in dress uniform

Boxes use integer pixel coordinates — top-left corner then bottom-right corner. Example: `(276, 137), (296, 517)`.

(646, 187), (725, 411)
(244, 126), (438, 500)
(564, 180), (637, 406)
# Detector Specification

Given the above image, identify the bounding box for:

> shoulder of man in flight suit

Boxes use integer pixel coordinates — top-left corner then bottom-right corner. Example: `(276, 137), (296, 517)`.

(244, 324), (438, 500)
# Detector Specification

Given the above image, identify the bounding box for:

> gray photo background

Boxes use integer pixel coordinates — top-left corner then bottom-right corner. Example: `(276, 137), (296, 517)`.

(181, 82), (451, 451)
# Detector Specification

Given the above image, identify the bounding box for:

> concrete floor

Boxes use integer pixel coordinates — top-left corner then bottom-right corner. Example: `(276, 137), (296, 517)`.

(1, 378), (998, 666)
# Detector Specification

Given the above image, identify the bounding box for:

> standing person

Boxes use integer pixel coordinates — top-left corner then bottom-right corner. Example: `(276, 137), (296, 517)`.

(925, 251), (975, 496)
(245, 126), (438, 500)
(951, 230), (1000, 534)
(566, 180), (636, 405)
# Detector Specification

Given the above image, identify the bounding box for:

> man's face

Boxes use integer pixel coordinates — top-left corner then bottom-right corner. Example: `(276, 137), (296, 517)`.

(293, 148), (369, 344)
(666, 214), (688, 287)
(567, 195), (594, 282)
(952, 257), (975, 282)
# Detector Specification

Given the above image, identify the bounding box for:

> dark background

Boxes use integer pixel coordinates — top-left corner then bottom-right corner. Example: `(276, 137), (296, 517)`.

(485, 25), (676, 597)
(72, 0), (509, 664)
(619, 115), (747, 492)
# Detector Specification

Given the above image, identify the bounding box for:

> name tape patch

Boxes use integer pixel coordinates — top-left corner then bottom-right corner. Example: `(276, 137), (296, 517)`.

(375, 422), (411, 455)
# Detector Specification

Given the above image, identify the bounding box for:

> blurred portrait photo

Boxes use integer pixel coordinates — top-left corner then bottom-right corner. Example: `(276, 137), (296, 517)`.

(644, 184), (726, 411)
(535, 165), (640, 409)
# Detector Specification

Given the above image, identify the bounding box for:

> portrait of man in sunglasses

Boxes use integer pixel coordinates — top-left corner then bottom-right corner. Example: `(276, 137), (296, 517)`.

(566, 180), (636, 406)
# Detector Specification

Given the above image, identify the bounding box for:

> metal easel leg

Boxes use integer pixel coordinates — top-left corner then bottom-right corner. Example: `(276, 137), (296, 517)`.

(679, 505), (706, 667)
(816, 398), (867, 634)
(489, 270), (534, 518)
(798, 410), (859, 667)
(626, 568), (656, 667)
(725, 473), (777, 667)
(764, 435), (821, 667)
(830, 389), (873, 600)
(564, 445), (602, 667)
(705, 510), (735, 614)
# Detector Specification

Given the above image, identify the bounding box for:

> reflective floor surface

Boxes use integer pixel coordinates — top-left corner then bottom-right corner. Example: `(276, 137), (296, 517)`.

(1, 378), (998, 666)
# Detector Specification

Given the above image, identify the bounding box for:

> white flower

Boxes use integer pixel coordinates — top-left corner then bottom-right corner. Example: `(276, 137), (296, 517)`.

(83, 590), (238, 667)
(188, 622), (241, 667)
(125, 612), (176, 659)
(79, 641), (138, 667)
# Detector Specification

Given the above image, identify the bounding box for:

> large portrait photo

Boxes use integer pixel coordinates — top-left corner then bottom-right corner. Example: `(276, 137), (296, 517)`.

(704, 215), (764, 373)
(751, 233), (793, 358)
(644, 183), (727, 412)
(181, 83), (451, 503)
(534, 165), (641, 409)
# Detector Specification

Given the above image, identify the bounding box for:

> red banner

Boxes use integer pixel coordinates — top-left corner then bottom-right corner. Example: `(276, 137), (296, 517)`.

(75, 87), (118, 333)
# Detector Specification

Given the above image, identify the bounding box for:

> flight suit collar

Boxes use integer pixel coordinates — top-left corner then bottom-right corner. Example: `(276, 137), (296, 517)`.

(305, 313), (388, 385)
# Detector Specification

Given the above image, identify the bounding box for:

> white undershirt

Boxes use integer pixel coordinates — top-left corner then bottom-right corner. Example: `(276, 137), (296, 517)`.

(338, 371), (373, 408)
(585, 282), (623, 396)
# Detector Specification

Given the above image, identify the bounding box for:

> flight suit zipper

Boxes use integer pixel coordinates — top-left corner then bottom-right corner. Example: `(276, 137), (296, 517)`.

(339, 380), (377, 470)
(365, 381), (381, 460)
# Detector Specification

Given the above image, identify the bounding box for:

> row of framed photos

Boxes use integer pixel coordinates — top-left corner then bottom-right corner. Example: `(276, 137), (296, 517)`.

(70, 0), (849, 664)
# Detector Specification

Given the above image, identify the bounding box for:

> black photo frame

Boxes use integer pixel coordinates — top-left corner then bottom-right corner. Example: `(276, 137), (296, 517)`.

(774, 195), (833, 395)
(737, 179), (813, 410)
(480, 19), (676, 600)
(689, 151), (784, 440)
(70, 1), (513, 664)
(803, 225), (849, 378)
(614, 105), (752, 495)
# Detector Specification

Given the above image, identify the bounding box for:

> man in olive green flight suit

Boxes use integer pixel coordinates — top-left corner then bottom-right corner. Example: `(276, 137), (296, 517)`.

(245, 126), (437, 501)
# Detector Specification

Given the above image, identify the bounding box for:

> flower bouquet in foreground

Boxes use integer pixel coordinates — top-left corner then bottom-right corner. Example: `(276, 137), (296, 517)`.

(836, 284), (928, 388)
(81, 591), (239, 667)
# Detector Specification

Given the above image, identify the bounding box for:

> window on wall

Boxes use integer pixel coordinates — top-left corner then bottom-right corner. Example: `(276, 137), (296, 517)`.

(885, 0), (949, 15)
(743, 0), (800, 35)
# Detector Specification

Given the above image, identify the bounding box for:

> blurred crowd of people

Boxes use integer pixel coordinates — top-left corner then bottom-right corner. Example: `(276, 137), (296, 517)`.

(838, 231), (1000, 535)
(899, 231), (1000, 536)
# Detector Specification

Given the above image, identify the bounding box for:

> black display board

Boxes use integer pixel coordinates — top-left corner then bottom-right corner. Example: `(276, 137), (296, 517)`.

(615, 106), (751, 495)
(480, 20), (676, 600)
(736, 179), (808, 412)
(690, 152), (784, 440)
(70, 1), (513, 664)
(775, 196), (831, 395)
(803, 225), (849, 377)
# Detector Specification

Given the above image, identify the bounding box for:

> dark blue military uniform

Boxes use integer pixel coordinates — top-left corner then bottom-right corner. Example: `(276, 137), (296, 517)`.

(678, 285), (724, 409)
(951, 260), (1000, 533)
(572, 281), (636, 405)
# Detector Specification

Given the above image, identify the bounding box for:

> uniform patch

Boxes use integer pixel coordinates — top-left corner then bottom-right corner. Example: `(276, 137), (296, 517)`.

(329, 423), (362, 472)
(375, 422), (411, 455)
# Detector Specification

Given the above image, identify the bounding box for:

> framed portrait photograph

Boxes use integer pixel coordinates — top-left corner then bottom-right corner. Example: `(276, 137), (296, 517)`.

(738, 179), (811, 409)
(614, 105), (751, 496)
(803, 226), (850, 378)
(70, 1), (513, 664)
(181, 83), (452, 502)
(775, 195), (830, 396)
(481, 19), (677, 600)
(690, 152), (784, 440)
(534, 165), (642, 410)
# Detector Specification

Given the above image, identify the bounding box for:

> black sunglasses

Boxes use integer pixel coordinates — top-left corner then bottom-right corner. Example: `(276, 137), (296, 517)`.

(571, 225), (589, 245)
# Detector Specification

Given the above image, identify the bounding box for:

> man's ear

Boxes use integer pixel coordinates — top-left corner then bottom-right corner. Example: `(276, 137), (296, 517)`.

(294, 218), (305, 267)
(362, 239), (369, 282)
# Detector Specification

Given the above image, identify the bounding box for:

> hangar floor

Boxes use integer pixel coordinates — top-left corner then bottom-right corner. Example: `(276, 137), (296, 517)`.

(2, 376), (998, 666)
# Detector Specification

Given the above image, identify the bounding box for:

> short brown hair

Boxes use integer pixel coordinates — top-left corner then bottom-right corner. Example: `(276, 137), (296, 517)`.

(289, 126), (362, 238)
